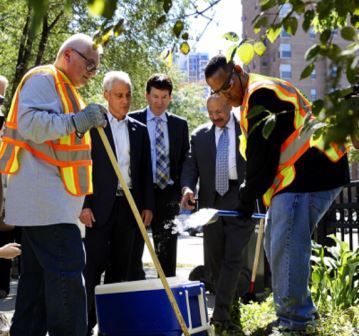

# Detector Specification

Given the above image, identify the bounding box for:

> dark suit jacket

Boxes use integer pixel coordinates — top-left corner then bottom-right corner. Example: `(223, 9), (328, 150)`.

(83, 115), (154, 227)
(181, 114), (245, 209)
(129, 108), (189, 196)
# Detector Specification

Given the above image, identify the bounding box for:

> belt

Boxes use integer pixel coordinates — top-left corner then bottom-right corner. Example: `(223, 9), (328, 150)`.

(228, 180), (239, 186)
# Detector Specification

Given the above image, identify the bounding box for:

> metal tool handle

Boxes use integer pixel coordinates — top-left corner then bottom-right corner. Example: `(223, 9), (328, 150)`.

(217, 210), (266, 219)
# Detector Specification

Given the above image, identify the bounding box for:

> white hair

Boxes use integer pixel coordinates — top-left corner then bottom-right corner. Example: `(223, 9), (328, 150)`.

(56, 33), (102, 61)
(103, 71), (132, 91)
(0, 75), (9, 89)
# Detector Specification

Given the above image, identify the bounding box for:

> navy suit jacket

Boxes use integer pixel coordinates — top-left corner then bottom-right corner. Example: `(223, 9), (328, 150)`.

(129, 108), (189, 195)
(181, 114), (245, 209)
(83, 115), (154, 227)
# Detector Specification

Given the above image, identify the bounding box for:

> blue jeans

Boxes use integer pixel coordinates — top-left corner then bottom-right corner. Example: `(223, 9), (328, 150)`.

(10, 224), (87, 336)
(264, 188), (341, 330)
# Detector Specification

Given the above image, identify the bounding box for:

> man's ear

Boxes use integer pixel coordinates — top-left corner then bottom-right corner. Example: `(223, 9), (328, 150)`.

(104, 90), (109, 101)
(234, 64), (243, 74)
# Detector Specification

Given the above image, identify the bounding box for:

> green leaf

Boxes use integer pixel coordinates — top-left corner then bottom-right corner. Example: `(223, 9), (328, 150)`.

(305, 44), (320, 61)
(237, 43), (255, 65)
(300, 63), (315, 80)
(253, 41), (266, 56)
(302, 10), (314, 32)
(163, 0), (172, 14)
(312, 99), (324, 116)
(260, 0), (276, 11)
(113, 19), (124, 36)
(266, 25), (281, 43)
(247, 105), (266, 119)
(173, 20), (184, 38)
(253, 16), (268, 30)
(283, 17), (298, 35)
(156, 15), (166, 27)
(180, 41), (190, 55)
(262, 114), (276, 139)
(320, 29), (332, 44)
(88, 0), (117, 19)
(222, 32), (239, 42)
(341, 26), (357, 41)
(181, 32), (189, 40)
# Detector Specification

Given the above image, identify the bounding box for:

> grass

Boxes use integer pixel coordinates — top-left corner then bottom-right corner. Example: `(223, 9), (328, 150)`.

(238, 295), (359, 336)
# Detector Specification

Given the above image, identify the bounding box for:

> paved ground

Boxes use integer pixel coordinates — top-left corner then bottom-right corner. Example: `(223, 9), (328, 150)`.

(0, 232), (214, 333)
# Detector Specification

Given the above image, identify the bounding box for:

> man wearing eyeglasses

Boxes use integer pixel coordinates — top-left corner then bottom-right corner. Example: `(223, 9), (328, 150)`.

(0, 33), (107, 336)
(180, 94), (254, 335)
(205, 55), (349, 333)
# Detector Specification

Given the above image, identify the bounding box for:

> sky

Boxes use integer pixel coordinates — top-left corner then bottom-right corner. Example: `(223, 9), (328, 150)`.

(189, 0), (243, 57)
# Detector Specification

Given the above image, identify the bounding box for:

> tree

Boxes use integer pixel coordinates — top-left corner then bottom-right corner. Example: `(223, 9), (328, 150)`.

(0, 0), (192, 111)
(225, 0), (359, 145)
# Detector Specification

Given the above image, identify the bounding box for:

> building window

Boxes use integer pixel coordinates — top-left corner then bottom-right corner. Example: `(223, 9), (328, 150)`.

(309, 28), (316, 39)
(281, 29), (291, 38)
(280, 43), (291, 58)
(311, 67), (316, 80)
(280, 64), (292, 79)
(310, 88), (317, 101)
(279, 3), (292, 18)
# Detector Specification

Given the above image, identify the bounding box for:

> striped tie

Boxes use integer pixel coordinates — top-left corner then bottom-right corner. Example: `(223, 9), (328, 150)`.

(155, 117), (170, 189)
(216, 127), (229, 195)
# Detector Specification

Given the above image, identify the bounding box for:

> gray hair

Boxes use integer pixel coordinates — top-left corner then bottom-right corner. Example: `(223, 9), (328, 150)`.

(56, 33), (102, 62)
(103, 71), (132, 91)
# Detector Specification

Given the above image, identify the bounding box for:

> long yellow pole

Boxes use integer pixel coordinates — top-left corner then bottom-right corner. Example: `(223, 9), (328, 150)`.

(97, 127), (190, 336)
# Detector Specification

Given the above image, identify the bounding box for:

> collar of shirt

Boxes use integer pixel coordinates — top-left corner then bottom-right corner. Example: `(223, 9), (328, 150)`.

(146, 107), (168, 123)
(107, 111), (128, 127)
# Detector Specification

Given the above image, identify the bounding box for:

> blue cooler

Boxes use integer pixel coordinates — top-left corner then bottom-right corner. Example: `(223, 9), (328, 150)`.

(95, 278), (211, 335)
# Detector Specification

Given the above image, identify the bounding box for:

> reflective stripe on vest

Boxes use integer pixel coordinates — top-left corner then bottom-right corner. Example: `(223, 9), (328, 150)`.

(239, 73), (346, 206)
(0, 65), (93, 196)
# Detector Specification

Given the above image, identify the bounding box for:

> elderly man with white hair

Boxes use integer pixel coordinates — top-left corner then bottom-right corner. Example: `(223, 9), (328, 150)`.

(0, 33), (107, 336)
(79, 71), (154, 335)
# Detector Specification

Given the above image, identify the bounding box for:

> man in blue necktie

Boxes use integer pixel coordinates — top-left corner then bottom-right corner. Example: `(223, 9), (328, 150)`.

(130, 74), (189, 277)
(181, 95), (255, 335)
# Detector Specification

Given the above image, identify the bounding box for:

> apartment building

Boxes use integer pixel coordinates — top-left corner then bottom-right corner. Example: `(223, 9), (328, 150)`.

(241, 1), (349, 101)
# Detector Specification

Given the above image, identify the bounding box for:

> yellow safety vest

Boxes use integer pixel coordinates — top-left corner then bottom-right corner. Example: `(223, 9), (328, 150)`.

(0, 65), (93, 196)
(239, 73), (346, 206)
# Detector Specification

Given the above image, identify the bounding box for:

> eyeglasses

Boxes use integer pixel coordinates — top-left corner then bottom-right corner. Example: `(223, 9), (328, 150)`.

(210, 67), (235, 95)
(71, 49), (100, 74)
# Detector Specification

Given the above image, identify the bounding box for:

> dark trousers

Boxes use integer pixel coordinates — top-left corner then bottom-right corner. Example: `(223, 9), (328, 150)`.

(10, 224), (86, 336)
(152, 184), (180, 277)
(0, 228), (21, 295)
(204, 183), (255, 321)
(84, 196), (143, 333)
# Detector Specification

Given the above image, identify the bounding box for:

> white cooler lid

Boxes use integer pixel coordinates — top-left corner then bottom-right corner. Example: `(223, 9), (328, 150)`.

(95, 277), (200, 295)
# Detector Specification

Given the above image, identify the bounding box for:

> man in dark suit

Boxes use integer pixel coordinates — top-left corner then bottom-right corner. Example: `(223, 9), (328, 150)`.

(180, 94), (255, 335)
(129, 74), (189, 277)
(79, 71), (154, 335)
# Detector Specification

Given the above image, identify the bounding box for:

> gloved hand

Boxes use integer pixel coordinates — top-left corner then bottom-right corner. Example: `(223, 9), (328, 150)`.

(236, 198), (255, 219)
(72, 103), (107, 134)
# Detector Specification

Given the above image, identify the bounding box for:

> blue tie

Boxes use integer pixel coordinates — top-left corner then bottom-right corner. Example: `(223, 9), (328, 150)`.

(216, 127), (229, 195)
(155, 117), (170, 189)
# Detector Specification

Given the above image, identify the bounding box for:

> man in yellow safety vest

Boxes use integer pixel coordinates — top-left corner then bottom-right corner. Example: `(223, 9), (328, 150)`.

(205, 54), (349, 334)
(0, 33), (106, 336)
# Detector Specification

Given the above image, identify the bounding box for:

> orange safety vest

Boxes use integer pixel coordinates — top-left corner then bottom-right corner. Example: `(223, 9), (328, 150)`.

(239, 73), (346, 207)
(0, 65), (93, 196)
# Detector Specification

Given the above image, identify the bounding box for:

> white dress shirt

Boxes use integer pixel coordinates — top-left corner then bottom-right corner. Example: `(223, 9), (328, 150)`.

(107, 112), (132, 189)
(215, 113), (238, 180)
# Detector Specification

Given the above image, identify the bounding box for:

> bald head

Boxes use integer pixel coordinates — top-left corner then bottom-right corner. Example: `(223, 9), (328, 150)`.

(55, 33), (102, 88)
(207, 94), (232, 128)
